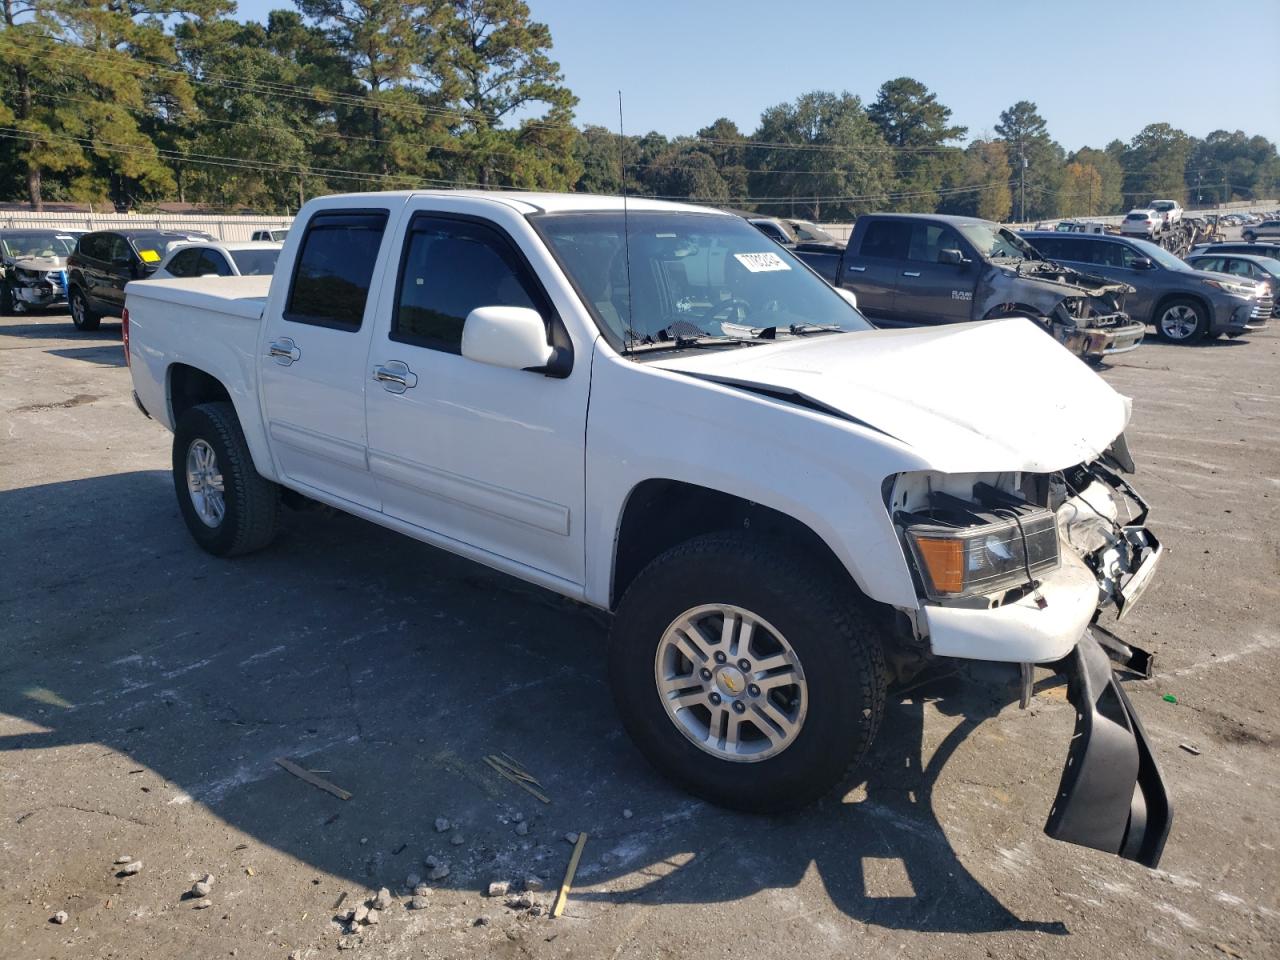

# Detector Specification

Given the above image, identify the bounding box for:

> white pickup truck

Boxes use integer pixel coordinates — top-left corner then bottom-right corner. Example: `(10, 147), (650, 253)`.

(124, 190), (1170, 867)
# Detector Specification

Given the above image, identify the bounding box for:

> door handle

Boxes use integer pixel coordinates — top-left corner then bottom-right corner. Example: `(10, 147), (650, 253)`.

(847, 265), (867, 272)
(268, 338), (301, 365)
(373, 360), (418, 394)
(902, 271), (922, 277)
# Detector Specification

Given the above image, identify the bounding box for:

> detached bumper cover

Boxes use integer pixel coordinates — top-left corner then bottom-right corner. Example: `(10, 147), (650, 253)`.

(1045, 630), (1171, 867)
(1053, 313), (1146, 359)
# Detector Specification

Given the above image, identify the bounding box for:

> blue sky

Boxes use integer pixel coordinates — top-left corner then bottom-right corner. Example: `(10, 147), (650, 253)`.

(233, 0), (1280, 150)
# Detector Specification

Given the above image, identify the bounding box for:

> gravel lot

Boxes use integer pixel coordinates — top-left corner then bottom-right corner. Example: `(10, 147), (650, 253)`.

(1, 309), (1277, 960)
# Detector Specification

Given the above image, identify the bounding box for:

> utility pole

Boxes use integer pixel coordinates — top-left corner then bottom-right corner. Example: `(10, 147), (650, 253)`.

(1019, 140), (1027, 222)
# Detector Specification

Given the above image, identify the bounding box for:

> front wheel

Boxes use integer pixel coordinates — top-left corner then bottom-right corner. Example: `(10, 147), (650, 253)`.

(609, 532), (886, 813)
(1155, 298), (1208, 343)
(0, 282), (14, 315)
(1243, 232), (1256, 243)
(172, 402), (280, 557)
(69, 287), (100, 331)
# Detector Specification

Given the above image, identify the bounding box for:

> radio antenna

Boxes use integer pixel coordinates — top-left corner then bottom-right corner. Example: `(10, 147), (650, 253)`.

(618, 90), (635, 350)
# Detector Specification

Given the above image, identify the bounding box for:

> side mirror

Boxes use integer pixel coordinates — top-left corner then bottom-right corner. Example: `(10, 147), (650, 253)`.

(938, 248), (965, 266)
(1130, 257), (1154, 270)
(834, 286), (858, 309)
(461, 306), (554, 372)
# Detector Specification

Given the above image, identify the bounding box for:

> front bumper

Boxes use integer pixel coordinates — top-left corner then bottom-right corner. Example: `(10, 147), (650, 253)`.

(1214, 296), (1271, 334)
(1045, 630), (1171, 867)
(1053, 313), (1146, 360)
(12, 274), (68, 308)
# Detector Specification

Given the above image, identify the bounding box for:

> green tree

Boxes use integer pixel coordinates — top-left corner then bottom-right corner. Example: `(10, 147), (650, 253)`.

(748, 91), (894, 221)
(0, 0), (228, 209)
(422, 0), (580, 190)
(1121, 123), (1192, 207)
(694, 118), (749, 200)
(994, 100), (1063, 221)
(1188, 130), (1280, 204)
(937, 138), (1010, 221)
(867, 76), (966, 211)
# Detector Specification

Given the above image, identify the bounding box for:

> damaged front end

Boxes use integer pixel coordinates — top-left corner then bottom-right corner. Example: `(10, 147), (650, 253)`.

(977, 260), (1145, 362)
(889, 444), (1171, 866)
(3, 257), (68, 311)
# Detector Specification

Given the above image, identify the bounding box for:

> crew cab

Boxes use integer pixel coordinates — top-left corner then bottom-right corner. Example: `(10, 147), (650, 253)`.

(123, 191), (1171, 867)
(793, 213), (1145, 361)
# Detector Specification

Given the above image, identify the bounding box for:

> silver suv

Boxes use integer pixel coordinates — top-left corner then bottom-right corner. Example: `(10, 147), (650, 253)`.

(1024, 232), (1271, 342)
(1243, 219), (1280, 243)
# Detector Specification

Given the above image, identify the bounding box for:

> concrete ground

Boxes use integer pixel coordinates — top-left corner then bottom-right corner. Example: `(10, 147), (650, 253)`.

(1, 308), (1276, 960)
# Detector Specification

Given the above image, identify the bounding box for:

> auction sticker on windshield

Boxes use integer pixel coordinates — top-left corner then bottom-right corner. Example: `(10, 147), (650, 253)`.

(138, 249), (161, 263)
(734, 252), (791, 273)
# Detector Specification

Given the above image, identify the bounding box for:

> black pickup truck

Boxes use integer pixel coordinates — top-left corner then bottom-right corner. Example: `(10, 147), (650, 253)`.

(794, 213), (1146, 360)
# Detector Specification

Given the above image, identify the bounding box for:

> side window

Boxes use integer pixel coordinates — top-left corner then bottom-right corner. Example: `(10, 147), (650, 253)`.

(858, 220), (911, 260)
(106, 235), (132, 265)
(1030, 237), (1065, 259)
(79, 235), (103, 261)
(907, 223), (963, 263)
(1192, 257), (1221, 273)
(166, 249), (200, 277)
(1225, 259), (1252, 278)
(393, 215), (546, 355)
(196, 250), (232, 276)
(1115, 244), (1149, 268)
(285, 210), (388, 330)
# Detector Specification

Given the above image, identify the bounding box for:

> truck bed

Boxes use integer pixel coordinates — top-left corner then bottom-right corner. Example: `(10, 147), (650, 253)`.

(125, 276), (272, 433)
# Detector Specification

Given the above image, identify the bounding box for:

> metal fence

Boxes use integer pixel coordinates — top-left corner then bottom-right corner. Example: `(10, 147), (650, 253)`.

(0, 211), (294, 241)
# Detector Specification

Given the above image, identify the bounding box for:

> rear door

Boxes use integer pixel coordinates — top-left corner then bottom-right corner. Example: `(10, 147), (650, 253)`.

(258, 204), (396, 510)
(844, 219), (909, 318)
(892, 221), (975, 323)
(363, 197), (590, 587)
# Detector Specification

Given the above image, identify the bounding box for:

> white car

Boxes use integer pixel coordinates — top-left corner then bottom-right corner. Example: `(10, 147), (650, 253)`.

(122, 190), (1170, 868)
(152, 241), (282, 280)
(1148, 200), (1182, 228)
(251, 228), (290, 243)
(1120, 208), (1162, 238)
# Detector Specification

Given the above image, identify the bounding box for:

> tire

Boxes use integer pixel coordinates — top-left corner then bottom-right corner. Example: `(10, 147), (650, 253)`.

(172, 401), (280, 557)
(1155, 297), (1208, 343)
(69, 286), (100, 331)
(1243, 232), (1255, 243)
(0, 282), (13, 316)
(609, 531), (886, 814)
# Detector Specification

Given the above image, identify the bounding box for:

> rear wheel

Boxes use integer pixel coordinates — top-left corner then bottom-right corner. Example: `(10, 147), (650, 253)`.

(172, 402), (280, 557)
(1155, 298), (1207, 343)
(1243, 231), (1256, 242)
(69, 287), (100, 331)
(609, 532), (886, 813)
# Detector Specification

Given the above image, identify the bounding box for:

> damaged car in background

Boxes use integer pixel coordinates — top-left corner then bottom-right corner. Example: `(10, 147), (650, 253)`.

(794, 212), (1146, 363)
(0, 229), (76, 314)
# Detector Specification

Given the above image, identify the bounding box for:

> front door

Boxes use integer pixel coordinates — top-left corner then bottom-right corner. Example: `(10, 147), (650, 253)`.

(844, 219), (907, 319)
(892, 221), (975, 324)
(364, 202), (589, 587)
(258, 206), (395, 510)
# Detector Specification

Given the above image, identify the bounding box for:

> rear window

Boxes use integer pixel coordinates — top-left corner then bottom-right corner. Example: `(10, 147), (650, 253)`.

(285, 211), (388, 330)
(1125, 213), (1149, 220)
(230, 249), (280, 276)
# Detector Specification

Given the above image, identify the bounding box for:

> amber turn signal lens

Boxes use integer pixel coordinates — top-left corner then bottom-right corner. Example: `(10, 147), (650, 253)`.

(912, 536), (965, 594)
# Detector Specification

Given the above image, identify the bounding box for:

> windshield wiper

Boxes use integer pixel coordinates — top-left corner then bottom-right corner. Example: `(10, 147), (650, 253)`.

(787, 323), (845, 335)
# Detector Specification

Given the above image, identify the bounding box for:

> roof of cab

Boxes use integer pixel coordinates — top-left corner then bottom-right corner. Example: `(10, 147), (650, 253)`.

(312, 189), (728, 217)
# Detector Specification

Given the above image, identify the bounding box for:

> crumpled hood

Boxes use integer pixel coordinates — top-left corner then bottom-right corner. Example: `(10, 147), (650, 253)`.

(651, 319), (1130, 474)
(11, 255), (67, 272)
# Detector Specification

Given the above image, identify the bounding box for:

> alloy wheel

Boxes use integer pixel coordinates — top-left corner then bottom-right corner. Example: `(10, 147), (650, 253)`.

(653, 603), (807, 762)
(185, 438), (226, 528)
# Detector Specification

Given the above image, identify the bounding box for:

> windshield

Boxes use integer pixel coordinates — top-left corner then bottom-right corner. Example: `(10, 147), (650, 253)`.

(956, 221), (1038, 259)
(2, 232), (75, 258)
(1254, 257), (1280, 275)
(230, 249), (280, 276)
(533, 211), (872, 350)
(789, 221), (835, 243)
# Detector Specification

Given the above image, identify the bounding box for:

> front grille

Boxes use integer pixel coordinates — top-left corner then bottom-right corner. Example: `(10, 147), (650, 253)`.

(1251, 294), (1274, 321)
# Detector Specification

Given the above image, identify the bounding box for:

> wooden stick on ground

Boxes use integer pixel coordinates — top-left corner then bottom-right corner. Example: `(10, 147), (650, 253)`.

(551, 832), (588, 919)
(274, 757), (352, 801)
(482, 756), (551, 804)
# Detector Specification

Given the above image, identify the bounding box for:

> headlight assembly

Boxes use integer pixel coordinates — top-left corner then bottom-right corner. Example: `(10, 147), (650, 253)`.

(895, 481), (1060, 601)
(1202, 277), (1259, 299)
